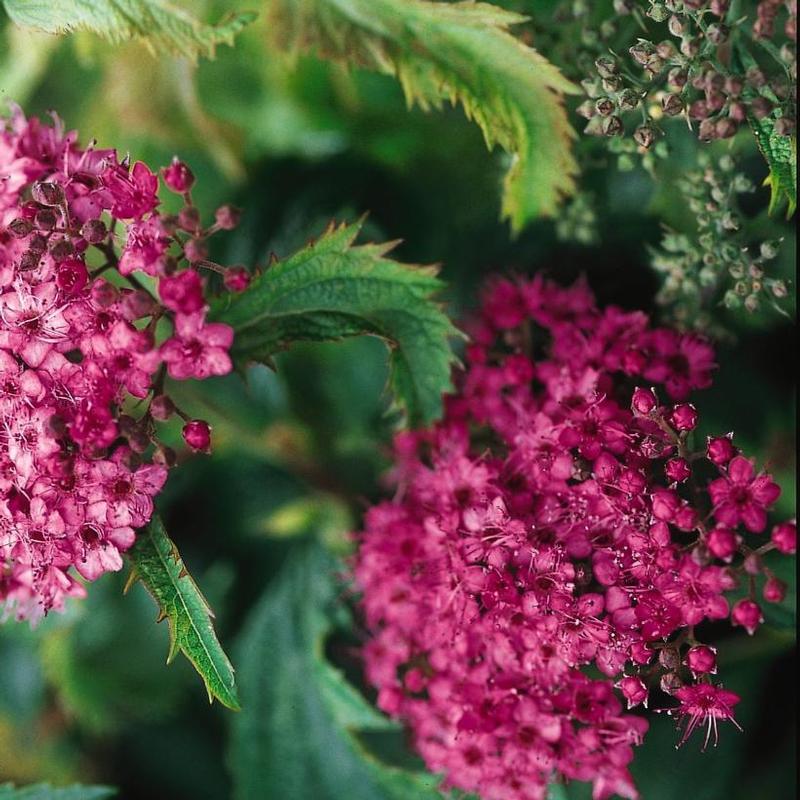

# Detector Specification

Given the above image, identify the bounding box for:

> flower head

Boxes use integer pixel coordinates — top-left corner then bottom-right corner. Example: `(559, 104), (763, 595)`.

(355, 275), (793, 800)
(0, 108), (241, 620)
(670, 684), (742, 750)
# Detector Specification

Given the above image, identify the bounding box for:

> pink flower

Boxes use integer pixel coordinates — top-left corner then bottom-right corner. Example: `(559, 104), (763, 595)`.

(160, 313), (233, 380)
(642, 330), (716, 400)
(119, 216), (171, 276)
(102, 161), (159, 219)
(159, 269), (205, 314)
(708, 456), (781, 532)
(355, 274), (793, 800)
(670, 684), (742, 750)
(0, 108), (241, 618)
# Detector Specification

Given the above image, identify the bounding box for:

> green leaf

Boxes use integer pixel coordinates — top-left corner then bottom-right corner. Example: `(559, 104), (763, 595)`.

(749, 116), (797, 217)
(126, 516), (240, 710)
(2, 0), (256, 61)
(265, 0), (579, 230)
(211, 219), (460, 426)
(230, 540), (446, 800)
(0, 785), (116, 800)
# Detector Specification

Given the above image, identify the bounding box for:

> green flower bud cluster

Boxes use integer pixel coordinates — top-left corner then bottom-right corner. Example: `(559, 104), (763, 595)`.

(555, 191), (600, 245)
(651, 152), (790, 328)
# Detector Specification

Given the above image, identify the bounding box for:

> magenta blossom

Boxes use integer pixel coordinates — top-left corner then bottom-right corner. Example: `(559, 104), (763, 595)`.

(708, 456), (781, 532)
(670, 684), (742, 750)
(0, 107), (242, 620)
(355, 275), (793, 800)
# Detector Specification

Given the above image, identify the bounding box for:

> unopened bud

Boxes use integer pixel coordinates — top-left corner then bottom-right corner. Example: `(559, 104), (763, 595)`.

(31, 181), (65, 207)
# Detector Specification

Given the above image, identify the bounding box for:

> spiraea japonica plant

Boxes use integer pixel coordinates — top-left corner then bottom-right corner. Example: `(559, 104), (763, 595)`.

(0, 104), (459, 710)
(0, 1), (794, 799)
(355, 275), (795, 800)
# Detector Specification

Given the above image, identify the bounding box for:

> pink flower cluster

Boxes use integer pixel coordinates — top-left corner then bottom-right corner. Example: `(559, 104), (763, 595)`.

(355, 275), (795, 800)
(0, 107), (245, 621)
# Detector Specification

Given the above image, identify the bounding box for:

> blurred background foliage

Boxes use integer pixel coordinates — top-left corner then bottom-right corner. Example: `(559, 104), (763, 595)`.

(0, 1), (795, 798)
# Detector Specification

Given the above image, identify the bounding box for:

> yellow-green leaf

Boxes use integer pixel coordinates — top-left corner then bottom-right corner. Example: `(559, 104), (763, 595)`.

(2, 0), (256, 61)
(265, 0), (579, 231)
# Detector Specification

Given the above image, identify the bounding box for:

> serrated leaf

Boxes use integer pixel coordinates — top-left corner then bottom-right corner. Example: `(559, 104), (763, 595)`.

(2, 0), (256, 61)
(265, 0), (578, 231)
(126, 516), (240, 710)
(211, 219), (460, 426)
(749, 116), (797, 217)
(0, 785), (116, 800)
(230, 541), (447, 800)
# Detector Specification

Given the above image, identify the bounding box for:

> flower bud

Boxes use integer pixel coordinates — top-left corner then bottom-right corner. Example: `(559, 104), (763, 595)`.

(595, 97), (616, 117)
(224, 266), (251, 293)
(81, 218), (108, 244)
(685, 645), (717, 675)
(215, 204), (241, 230)
(162, 157), (195, 194)
(698, 119), (717, 141)
(660, 671), (683, 695)
(49, 238), (76, 261)
(632, 387), (658, 415)
(763, 576), (787, 603)
(658, 647), (681, 670)
(601, 115), (624, 136)
(159, 269), (205, 314)
(55, 258), (89, 296)
(665, 457), (691, 483)
(667, 67), (688, 88)
(91, 280), (119, 308)
(617, 676), (648, 708)
(771, 521), (797, 554)
(707, 527), (739, 561)
(35, 208), (57, 231)
(634, 124), (657, 149)
(595, 56), (618, 78)
(707, 435), (735, 465)
(153, 445), (178, 468)
(31, 181), (65, 206)
(706, 23), (729, 44)
(662, 93), (684, 116)
(150, 395), (176, 421)
(667, 14), (686, 36)
(9, 218), (33, 238)
(731, 599), (763, 635)
(715, 118), (737, 139)
(183, 419), (212, 452)
(617, 89), (642, 112)
(629, 42), (653, 66)
(689, 99), (709, 120)
(743, 552), (762, 576)
(178, 205), (201, 234)
(724, 75), (743, 97)
(121, 289), (157, 321)
(750, 96), (773, 119)
(184, 234), (209, 261)
(670, 403), (698, 431)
